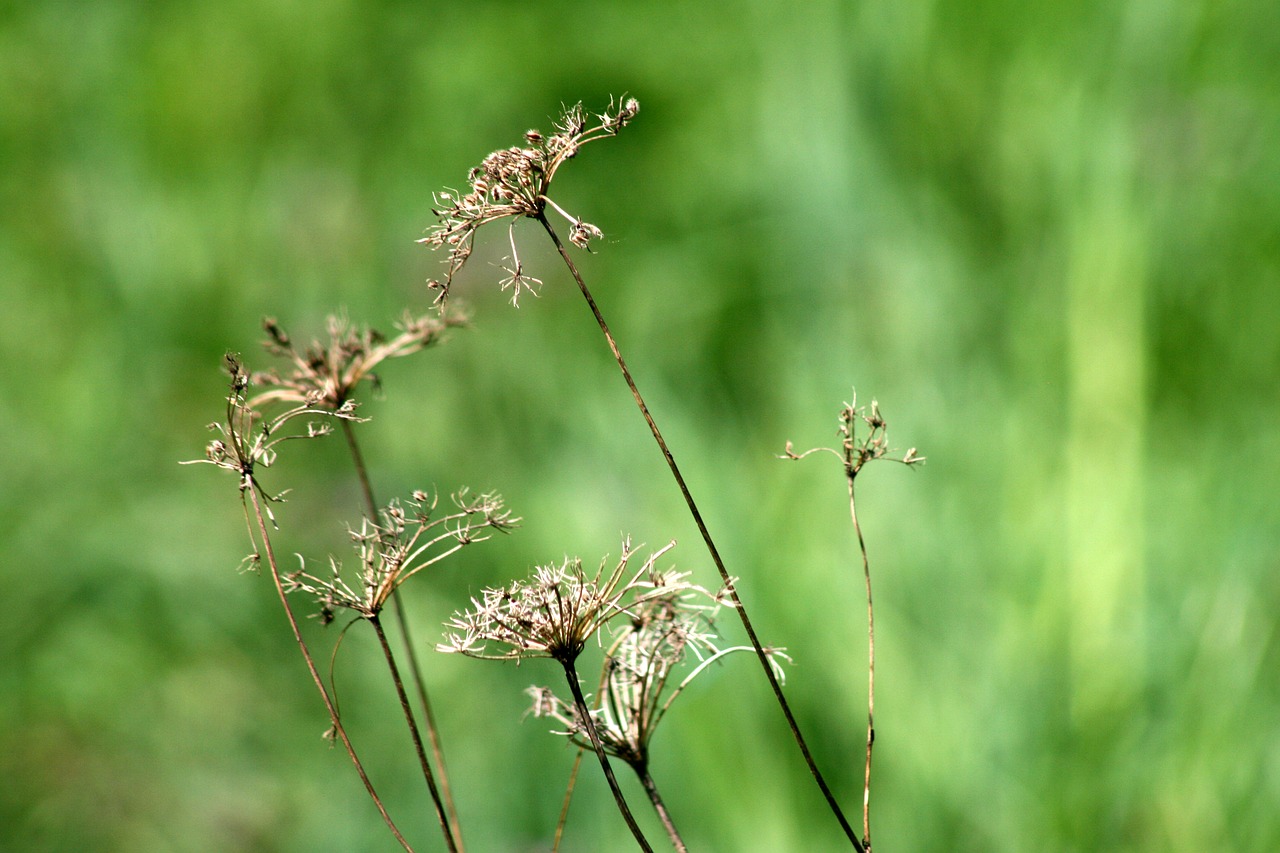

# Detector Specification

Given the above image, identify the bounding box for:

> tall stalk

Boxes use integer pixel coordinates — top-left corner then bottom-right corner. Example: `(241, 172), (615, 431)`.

(536, 211), (864, 850)
(341, 421), (465, 849)
(246, 486), (415, 853)
(846, 473), (875, 852)
(785, 397), (924, 853)
(371, 614), (459, 853)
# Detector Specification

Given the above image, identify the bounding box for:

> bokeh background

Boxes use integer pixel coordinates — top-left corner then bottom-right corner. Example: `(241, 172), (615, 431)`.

(3, 1), (1277, 850)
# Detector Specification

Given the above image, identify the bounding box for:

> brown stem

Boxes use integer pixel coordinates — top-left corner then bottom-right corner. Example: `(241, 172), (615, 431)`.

(552, 748), (584, 852)
(560, 661), (653, 852)
(631, 762), (687, 853)
(341, 421), (466, 848)
(371, 615), (459, 853)
(246, 486), (414, 852)
(342, 419), (379, 519)
(537, 212), (864, 851)
(846, 473), (874, 852)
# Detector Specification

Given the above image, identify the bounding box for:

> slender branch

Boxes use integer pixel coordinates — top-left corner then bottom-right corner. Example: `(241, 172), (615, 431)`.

(552, 748), (584, 852)
(536, 212), (864, 851)
(246, 486), (414, 853)
(632, 763), (687, 853)
(560, 661), (653, 852)
(371, 615), (459, 853)
(341, 420), (466, 850)
(342, 419), (379, 519)
(846, 473), (874, 852)
(392, 593), (465, 846)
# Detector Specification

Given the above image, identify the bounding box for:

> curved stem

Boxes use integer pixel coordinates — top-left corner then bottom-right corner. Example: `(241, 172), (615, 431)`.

(847, 473), (874, 852)
(246, 486), (414, 852)
(536, 213), (863, 851)
(560, 661), (653, 852)
(372, 615), (459, 852)
(341, 421), (465, 848)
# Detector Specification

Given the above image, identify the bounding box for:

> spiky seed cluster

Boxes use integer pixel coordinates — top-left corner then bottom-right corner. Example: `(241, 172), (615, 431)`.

(438, 538), (683, 665)
(284, 490), (518, 622)
(782, 393), (925, 477)
(419, 96), (640, 304)
(835, 396), (925, 476)
(183, 355), (360, 525)
(525, 573), (744, 768)
(250, 311), (466, 412)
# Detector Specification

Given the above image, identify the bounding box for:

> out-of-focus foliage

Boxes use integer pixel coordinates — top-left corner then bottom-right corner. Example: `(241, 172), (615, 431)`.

(2, 1), (1277, 850)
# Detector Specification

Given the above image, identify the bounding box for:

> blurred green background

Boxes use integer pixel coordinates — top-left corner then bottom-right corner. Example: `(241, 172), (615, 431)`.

(3, 1), (1277, 850)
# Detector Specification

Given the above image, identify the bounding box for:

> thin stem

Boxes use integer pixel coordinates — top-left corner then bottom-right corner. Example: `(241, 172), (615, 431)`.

(552, 748), (584, 853)
(393, 593), (465, 846)
(560, 661), (653, 852)
(846, 473), (874, 852)
(537, 212), (864, 851)
(631, 763), (687, 853)
(371, 615), (459, 853)
(246, 486), (414, 853)
(342, 419), (379, 519)
(341, 421), (465, 848)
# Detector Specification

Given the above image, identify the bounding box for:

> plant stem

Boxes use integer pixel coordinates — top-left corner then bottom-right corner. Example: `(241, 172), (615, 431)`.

(632, 762), (687, 853)
(341, 421), (465, 848)
(342, 419), (379, 520)
(560, 661), (653, 852)
(537, 212), (864, 851)
(846, 473), (874, 852)
(371, 614), (459, 853)
(246, 486), (414, 853)
(552, 748), (584, 853)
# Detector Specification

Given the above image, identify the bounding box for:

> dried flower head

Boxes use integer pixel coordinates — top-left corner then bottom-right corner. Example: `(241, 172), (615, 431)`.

(419, 96), (640, 303)
(182, 354), (362, 526)
(439, 537), (681, 665)
(782, 391), (925, 477)
(250, 310), (466, 411)
(284, 489), (518, 621)
(525, 574), (785, 769)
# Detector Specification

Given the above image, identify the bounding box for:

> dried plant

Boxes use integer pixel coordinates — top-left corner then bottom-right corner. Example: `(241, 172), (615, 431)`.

(524, 569), (788, 852)
(249, 311), (477, 850)
(782, 394), (924, 851)
(190, 96), (925, 853)
(286, 489), (516, 623)
(250, 310), (465, 411)
(422, 96), (866, 849)
(440, 540), (691, 852)
(185, 356), (416, 849)
(188, 313), (498, 853)
(419, 97), (639, 304)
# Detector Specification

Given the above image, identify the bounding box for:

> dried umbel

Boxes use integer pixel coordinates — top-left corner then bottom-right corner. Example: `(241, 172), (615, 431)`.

(781, 393), (925, 477)
(419, 96), (640, 304)
(423, 93), (871, 850)
(250, 310), (466, 411)
(188, 327), (482, 853)
(438, 538), (683, 665)
(439, 539), (725, 852)
(184, 354), (362, 527)
(285, 489), (518, 622)
(525, 577), (785, 771)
